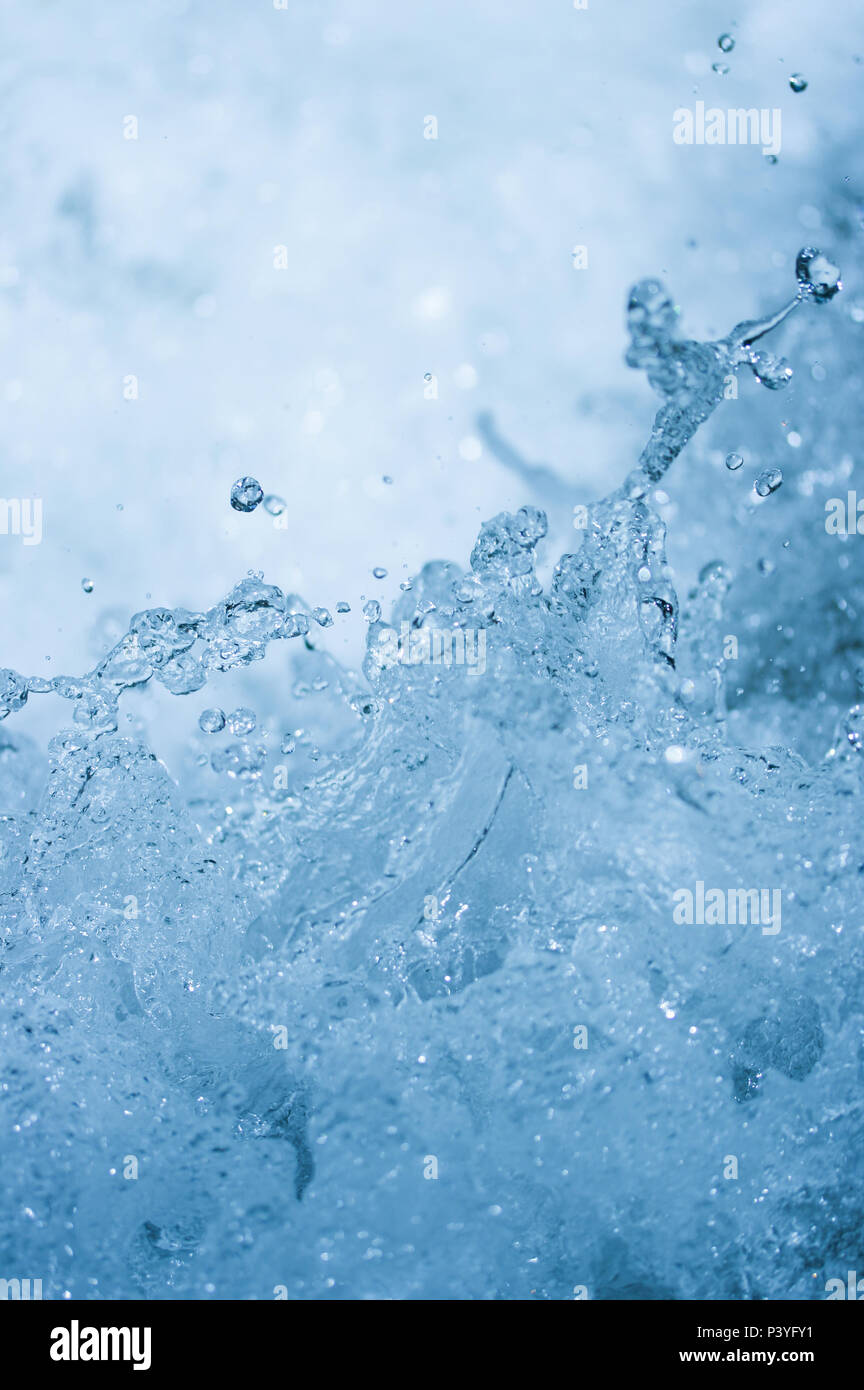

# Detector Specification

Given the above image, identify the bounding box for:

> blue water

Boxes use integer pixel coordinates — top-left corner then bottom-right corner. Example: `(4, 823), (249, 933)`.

(2, 2), (864, 1301)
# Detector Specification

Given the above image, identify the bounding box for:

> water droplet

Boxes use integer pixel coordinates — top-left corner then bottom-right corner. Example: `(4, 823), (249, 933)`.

(198, 708), (226, 734)
(764, 154), (779, 165)
(750, 351), (793, 390)
(795, 247), (842, 302)
(725, 452), (744, 471)
(336, 601), (351, 613)
(280, 734), (295, 755)
(712, 62), (729, 75)
(382, 475), (393, 485)
(363, 600), (382, 623)
(755, 468), (783, 497)
(789, 73), (808, 93)
(283, 612), (309, 638)
(81, 578), (94, 593)
(312, 606), (334, 627)
(372, 567), (388, 579)
(718, 34), (735, 53)
(227, 707), (256, 735)
(230, 476), (264, 512)
(263, 494), (287, 516)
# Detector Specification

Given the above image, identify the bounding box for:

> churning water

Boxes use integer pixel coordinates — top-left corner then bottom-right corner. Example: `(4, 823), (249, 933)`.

(3, 229), (863, 1299)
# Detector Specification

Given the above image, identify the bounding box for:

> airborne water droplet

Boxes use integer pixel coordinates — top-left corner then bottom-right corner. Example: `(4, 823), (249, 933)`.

(227, 707), (256, 735)
(749, 351), (793, 390)
(725, 452), (744, 471)
(373, 567), (388, 579)
(718, 34), (735, 53)
(263, 494), (287, 516)
(795, 247), (842, 302)
(755, 468), (783, 497)
(283, 612), (309, 638)
(81, 578), (94, 593)
(712, 62), (729, 75)
(230, 477), (264, 512)
(789, 73), (808, 92)
(198, 708), (226, 734)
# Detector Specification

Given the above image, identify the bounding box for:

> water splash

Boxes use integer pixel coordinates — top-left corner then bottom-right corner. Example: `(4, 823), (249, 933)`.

(2, 250), (861, 1302)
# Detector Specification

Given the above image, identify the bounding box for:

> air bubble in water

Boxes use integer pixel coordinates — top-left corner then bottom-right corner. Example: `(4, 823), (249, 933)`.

(198, 708), (226, 733)
(796, 247), (842, 303)
(230, 476), (264, 512)
(725, 452), (744, 471)
(789, 73), (808, 92)
(718, 34), (735, 53)
(755, 468), (783, 497)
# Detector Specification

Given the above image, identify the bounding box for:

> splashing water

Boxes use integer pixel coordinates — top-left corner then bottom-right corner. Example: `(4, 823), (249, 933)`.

(2, 248), (863, 1301)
